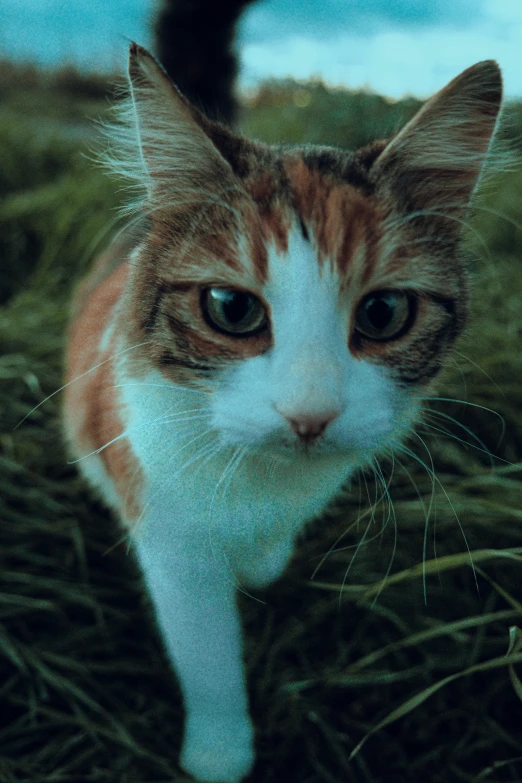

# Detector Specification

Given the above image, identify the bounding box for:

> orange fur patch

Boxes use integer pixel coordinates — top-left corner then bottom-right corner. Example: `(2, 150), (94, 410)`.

(285, 158), (380, 279)
(65, 262), (144, 523)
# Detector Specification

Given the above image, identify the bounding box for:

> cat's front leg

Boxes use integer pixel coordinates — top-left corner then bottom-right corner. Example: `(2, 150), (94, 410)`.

(134, 531), (254, 783)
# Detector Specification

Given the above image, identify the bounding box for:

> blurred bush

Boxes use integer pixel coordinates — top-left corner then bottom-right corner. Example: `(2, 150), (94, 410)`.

(240, 77), (423, 148)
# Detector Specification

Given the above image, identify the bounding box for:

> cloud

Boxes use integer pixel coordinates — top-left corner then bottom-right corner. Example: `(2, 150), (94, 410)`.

(1, 0), (522, 100)
(240, 0), (522, 100)
(240, 0), (481, 44)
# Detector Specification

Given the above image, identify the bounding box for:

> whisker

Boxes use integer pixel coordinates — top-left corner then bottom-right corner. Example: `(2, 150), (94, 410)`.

(414, 396), (506, 432)
(411, 432), (437, 602)
(68, 410), (210, 465)
(339, 514), (376, 605)
(14, 340), (152, 430)
(219, 449), (266, 603)
(129, 428), (219, 546)
(419, 395), (507, 456)
(420, 410), (514, 467)
(205, 446), (261, 599)
(399, 431), (480, 597)
(424, 407), (492, 451)
(334, 464), (390, 605)
(450, 348), (505, 399)
(105, 436), (222, 556)
(111, 382), (209, 394)
(389, 450), (430, 520)
(444, 354), (468, 401)
(368, 456), (398, 607)
(311, 483), (386, 581)
(393, 439), (436, 604)
(206, 446), (242, 564)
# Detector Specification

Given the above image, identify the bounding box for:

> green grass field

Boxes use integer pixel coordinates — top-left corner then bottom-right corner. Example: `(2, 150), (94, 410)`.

(1, 64), (522, 782)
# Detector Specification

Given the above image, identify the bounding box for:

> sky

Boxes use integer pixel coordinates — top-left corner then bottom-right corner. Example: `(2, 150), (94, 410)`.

(1, 0), (522, 100)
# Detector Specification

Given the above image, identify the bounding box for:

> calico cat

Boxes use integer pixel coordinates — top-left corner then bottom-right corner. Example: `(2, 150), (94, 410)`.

(63, 43), (502, 782)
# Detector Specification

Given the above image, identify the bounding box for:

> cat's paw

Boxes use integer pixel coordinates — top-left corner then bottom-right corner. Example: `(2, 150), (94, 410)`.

(180, 715), (254, 783)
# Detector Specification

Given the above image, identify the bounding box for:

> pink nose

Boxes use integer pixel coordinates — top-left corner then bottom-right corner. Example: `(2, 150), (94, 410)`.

(284, 412), (338, 443)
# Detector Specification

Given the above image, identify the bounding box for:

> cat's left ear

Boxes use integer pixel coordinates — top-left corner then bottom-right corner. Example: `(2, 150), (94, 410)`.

(108, 43), (247, 206)
(369, 60), (503, 216)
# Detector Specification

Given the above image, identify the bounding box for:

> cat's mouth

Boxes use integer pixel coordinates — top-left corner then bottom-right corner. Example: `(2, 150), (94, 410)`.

(266, 433), (344, 458)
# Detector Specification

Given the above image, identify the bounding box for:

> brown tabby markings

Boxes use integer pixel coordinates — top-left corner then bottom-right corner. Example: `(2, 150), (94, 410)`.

(284, 157), (382, 279)
(113, 144), (465, 392)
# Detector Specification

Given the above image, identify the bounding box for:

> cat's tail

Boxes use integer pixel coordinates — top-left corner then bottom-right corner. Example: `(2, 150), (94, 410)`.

(153, 0), (256, 126)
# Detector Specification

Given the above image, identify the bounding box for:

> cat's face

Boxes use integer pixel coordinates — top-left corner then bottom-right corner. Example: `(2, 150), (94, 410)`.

(111, 45), (502, 467)
(208, 216), (420, 463)
(129, 154), (463, 466)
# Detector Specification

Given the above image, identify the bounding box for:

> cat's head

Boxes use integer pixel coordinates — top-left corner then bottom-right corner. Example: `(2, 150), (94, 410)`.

(107, 44), (502, 468)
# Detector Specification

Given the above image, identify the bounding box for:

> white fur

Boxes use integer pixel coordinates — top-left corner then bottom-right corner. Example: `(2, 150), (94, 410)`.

(75, 224), (420, 782)
(78, 452), (122, 513)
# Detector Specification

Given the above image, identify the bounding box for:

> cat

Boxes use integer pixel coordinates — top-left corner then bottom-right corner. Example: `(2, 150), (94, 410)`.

(63, 43), (502, 783)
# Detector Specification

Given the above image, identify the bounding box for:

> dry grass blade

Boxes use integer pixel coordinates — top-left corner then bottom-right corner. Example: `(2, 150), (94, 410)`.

(346, 609), (522, 671)
(506, 625), (522, 704)
(308, 549), (522, 601)
(349, 650), (522, 760)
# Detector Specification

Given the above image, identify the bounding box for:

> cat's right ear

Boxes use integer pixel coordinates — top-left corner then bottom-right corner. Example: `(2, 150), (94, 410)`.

(369, 60), (503, 220)
(104, 43), (237, 210)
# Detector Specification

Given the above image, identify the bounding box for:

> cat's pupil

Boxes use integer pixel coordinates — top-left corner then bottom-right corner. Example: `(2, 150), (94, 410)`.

(365, 295), (394, 329)
(354, 290), (411, 341)
(220, 291), (251, 324)
(203, 287), (266, 336)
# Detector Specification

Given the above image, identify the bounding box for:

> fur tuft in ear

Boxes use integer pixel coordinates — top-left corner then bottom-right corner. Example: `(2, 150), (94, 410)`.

(100, 43), (238, 215)
(370, 60), (504, 219)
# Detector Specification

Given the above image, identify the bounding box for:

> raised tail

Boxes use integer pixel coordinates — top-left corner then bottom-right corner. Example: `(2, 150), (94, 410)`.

(153, 0), (256, 125)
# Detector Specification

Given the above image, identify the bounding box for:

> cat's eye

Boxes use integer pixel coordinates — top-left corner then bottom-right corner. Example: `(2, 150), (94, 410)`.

(354, 290), (414, 341)
(201, 287), (268, 336)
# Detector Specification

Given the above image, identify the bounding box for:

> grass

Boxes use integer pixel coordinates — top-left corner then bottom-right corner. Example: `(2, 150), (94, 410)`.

(1, 65), (522, 782)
